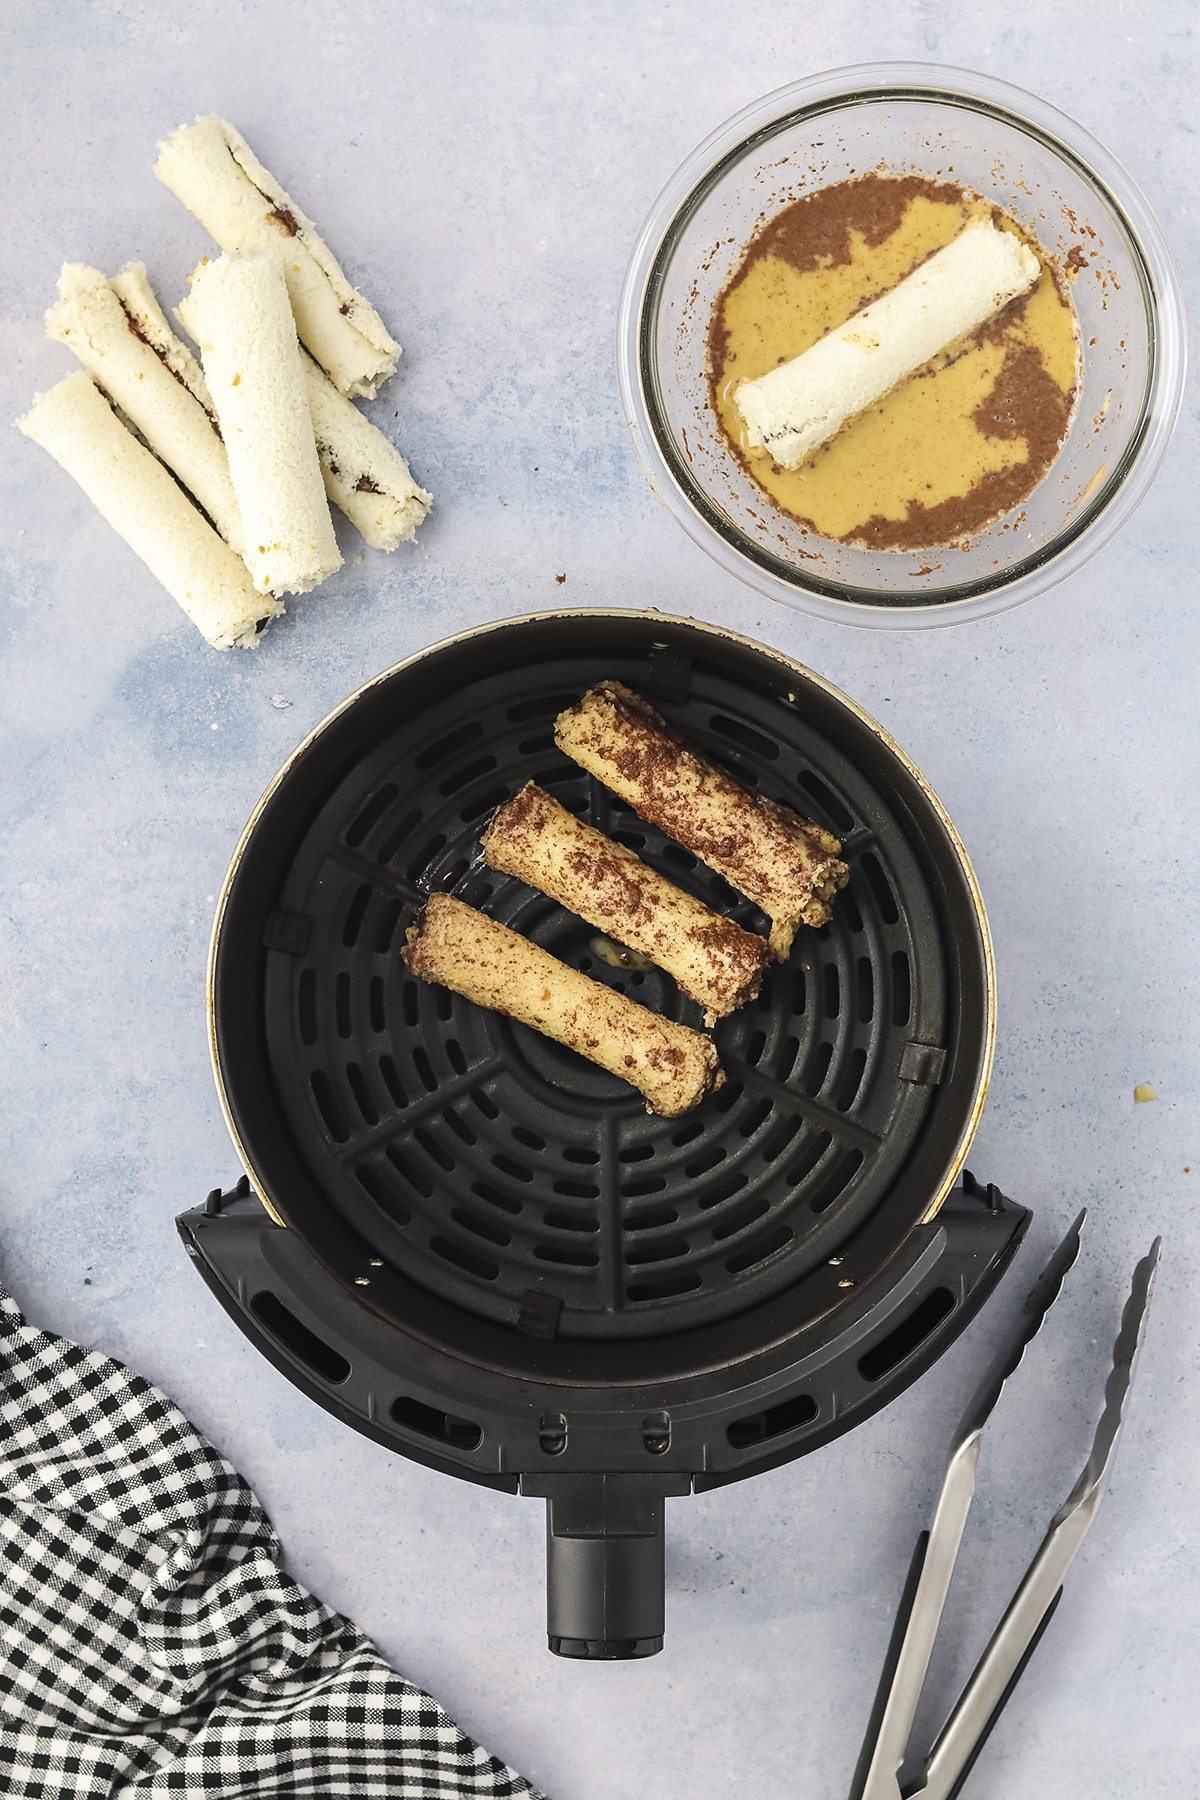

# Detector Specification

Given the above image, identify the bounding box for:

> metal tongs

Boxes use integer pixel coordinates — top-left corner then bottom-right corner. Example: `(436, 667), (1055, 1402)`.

(850, 1213), (1160, 1800)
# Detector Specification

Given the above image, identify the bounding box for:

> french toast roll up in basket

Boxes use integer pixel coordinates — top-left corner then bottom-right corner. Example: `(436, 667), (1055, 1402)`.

(402, 895), (724, 1117)
(481, 782), (771, 1025)
(554, 682), (848, 959)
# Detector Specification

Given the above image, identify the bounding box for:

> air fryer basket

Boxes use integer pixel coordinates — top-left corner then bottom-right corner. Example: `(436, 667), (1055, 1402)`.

(187, 610), (1021, 1658)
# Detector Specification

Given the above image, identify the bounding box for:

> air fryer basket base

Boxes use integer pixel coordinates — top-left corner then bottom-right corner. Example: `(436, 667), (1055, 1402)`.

(179, 1173), (1028, 1656)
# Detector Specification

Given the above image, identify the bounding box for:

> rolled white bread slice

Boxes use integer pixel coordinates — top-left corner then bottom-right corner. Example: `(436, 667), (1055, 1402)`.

(301, 350), (431, 550)
(735, 220), (1041, 470)
(45, 262), (244, 554)
(109, 261), (213, 407)
(101, 265), (427, 555)
(155, 115), (400, 398)
(178, 251), (341, 596)
(15, 371), (278, 649)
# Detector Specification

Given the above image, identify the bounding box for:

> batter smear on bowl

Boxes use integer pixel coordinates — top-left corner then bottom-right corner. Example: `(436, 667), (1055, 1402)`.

(708, 174), (1079, 549)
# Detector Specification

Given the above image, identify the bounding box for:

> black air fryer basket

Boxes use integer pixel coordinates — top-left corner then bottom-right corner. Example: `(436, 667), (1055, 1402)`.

(180, 610), (1027, 1659)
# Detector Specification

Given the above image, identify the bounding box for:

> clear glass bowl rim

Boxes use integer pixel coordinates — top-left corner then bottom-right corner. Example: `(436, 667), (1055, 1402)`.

(615, 61), (1188, 630)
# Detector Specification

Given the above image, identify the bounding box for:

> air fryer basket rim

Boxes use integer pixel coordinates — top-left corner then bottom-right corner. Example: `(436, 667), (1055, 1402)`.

(207, 609), (995, 1393)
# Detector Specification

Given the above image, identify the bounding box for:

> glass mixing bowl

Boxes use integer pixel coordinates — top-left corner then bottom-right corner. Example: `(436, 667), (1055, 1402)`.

(616, 64), (1186, 628)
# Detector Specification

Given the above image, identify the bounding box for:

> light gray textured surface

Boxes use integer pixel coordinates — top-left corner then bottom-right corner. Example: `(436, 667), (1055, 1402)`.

(1, 4), (1196, 1797)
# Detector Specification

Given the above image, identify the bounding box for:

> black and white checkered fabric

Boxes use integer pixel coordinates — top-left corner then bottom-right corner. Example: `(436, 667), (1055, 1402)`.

(0, 1287), (545, 1798)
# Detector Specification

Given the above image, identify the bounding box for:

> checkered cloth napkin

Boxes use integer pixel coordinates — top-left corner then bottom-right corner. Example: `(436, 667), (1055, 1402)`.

(0, 1286), (545, 1798)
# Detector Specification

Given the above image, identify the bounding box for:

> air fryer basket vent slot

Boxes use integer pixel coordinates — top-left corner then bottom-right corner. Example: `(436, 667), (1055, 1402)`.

(726, 1391), (819, 1449)
(858, 1286), (957, 1382)
(251, 1291), (351, 1386)
(390, 1393), (483, 1451)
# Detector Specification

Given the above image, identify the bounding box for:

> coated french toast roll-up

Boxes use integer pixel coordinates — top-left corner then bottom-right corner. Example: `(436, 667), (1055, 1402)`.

(402, 895), (724, 1118)
(554, 682), (848, 961)
(15, 371), (276, 649)
(481, 783), (771, 1025)
(155, 115), (401, 398)
(177, 251), (341, 597)
(45, 262), (244, 554)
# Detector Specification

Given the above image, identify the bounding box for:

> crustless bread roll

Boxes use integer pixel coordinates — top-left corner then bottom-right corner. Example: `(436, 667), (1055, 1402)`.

(554, 682), (848, 960)
(45, 262), (245, 553)
(109, 260), (214, 401)
(177, 250), (341, 596)
(402, 894), (724, 1117)
(482, 783), (771, 1024)
(155, 114), (400, 398)
(301, 350), (431, 551)
(735, 219), (1040, 470)
(108, 264), (429, 555)
(15, 370), (276, 648)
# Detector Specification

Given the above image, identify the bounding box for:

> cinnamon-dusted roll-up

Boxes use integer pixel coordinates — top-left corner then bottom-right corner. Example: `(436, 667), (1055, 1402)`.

(482, 783), (770, 1025)
(403, 895), (724, 1117)
(554, 682), (849, 961)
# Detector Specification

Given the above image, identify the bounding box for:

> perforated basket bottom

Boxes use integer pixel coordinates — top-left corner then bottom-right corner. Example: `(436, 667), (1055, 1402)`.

(253, 641), (955, 1343)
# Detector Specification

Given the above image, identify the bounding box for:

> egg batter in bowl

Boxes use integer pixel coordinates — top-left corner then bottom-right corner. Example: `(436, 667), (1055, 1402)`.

(708, 174), (1079, 550)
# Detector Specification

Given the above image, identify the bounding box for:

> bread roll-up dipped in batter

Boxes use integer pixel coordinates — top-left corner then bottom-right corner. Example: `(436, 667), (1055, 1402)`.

(301, 350), (431, 550)
(15, 371), (277, 648)
(735, 220), (1040, 470)
(482, 783), (770, 1025)
(45, 262), (244, 554)
(178, 250), (341, 596)
(555, 683), (848, 961)
(155, 115), (400, 398)
(403, 895), (724, 1117)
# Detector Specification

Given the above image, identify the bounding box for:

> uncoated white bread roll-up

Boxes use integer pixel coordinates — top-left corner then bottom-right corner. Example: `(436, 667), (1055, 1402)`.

(301, 350), (431, 551)
(109, 261), (213, 407)
(45, 262), (245, 554)
(110, 265), (429, 554)
(736, 219), (1041, 470)
(155, 115), (400, 398)
(178, 251), (342, 596)
(14, 371), (278, 649)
